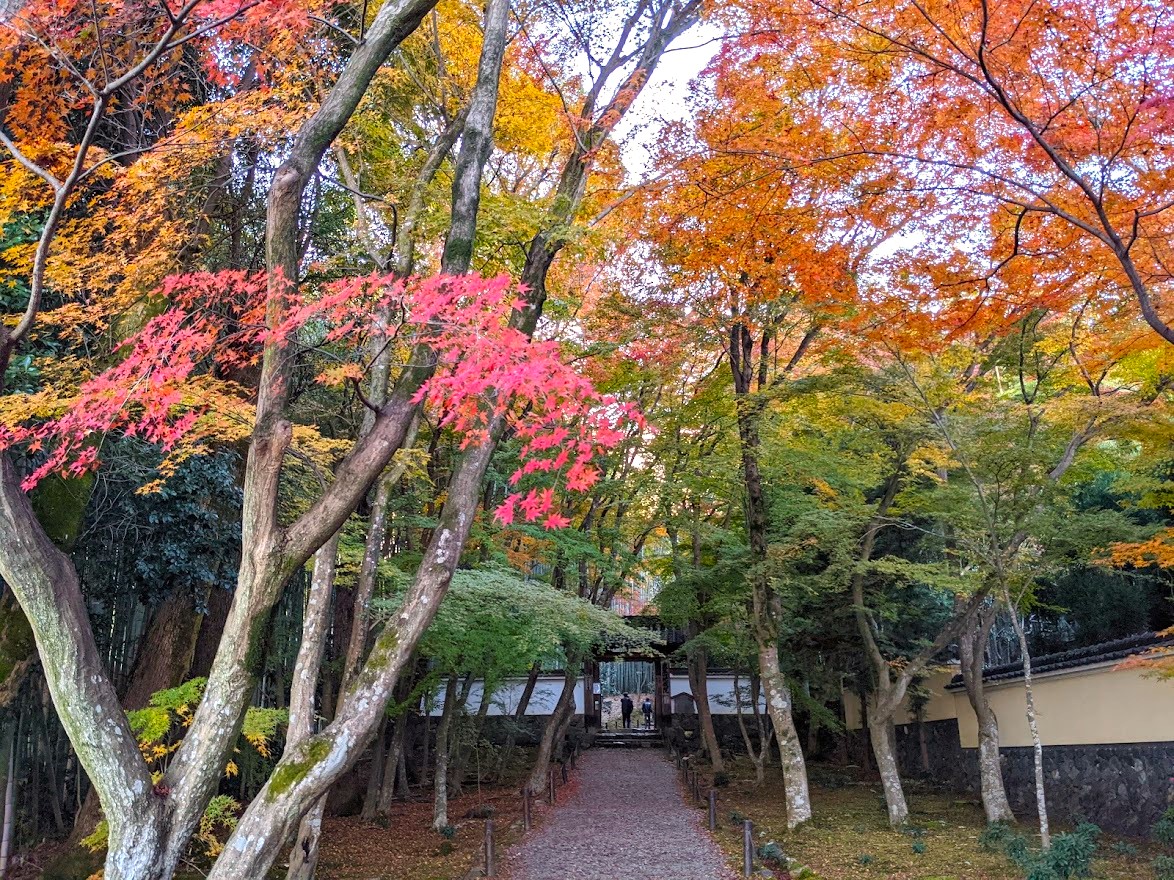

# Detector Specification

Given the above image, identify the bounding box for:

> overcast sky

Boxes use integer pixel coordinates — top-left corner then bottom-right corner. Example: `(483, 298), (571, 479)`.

(614, 22), (723, 178)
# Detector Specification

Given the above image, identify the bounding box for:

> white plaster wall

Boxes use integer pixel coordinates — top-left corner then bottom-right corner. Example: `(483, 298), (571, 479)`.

(425, 675), (585, 717)
(669, 672), (767, 715)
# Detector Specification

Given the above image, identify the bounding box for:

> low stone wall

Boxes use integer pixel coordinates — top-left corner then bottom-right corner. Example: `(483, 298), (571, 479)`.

(995, 742), (1174, 837)
(891, 719), (1174, 837)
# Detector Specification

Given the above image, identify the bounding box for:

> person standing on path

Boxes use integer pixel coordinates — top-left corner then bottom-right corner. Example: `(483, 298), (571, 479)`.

(621, 693), (634, 729)
(641, 696), (654, 729)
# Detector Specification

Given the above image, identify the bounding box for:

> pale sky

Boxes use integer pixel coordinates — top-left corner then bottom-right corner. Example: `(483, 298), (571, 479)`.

(614, 22), (723, 179)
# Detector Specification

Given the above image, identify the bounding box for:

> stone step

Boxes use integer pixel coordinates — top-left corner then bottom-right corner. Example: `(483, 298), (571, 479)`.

(594, 730), (665, 749)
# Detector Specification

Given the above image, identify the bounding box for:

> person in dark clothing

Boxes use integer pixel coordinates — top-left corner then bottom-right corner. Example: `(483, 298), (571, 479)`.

(641, 696), (654, 729)
(620, 693), (634, 729)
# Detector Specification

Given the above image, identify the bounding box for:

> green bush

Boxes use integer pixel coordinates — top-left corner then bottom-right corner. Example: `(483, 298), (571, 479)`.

(1110, 840), (1138, 857)
(757, 841), (785, 864)
(980, 821), (1100, 880)
(857, 854), (874, 866)
(979, 822), (1018, 853)
(1040, 823), (1100, 879)
(912, 840), (927, 855)
(1152, 854), (1174, 880)
(1154, 807), (1174, 847)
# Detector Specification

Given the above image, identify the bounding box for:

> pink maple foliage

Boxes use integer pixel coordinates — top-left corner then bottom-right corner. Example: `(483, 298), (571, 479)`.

(0, 270), (641, 529)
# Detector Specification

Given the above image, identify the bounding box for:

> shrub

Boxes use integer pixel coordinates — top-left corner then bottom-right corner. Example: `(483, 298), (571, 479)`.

(1041, 823), (1100, 880)
(1152, 854), (1174, 880)
(857, 854), (874, 866)
(1109, 841), (1138, 858)
(758, 841), (785, 864)
(912, 840), (927, 855)
(1154, 807), (1174, 848)
(981, 821), (1100, 880)
(714, 771), (731, 787)
(979, 822), (1018, 853)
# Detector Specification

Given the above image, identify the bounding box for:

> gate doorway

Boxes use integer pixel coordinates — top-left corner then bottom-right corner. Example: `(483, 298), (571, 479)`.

(599, 659), (657, 729)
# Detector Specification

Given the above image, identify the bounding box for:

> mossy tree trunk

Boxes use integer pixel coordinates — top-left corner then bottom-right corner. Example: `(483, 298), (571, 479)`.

(728, 318), (812, 829)
(527, 661), (579, 796)
(688, 644), (723, 773)
(959, 603), (1015, 824)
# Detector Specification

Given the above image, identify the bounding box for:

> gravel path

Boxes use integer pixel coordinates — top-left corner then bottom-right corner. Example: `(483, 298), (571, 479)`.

(506, 750), (738, 880)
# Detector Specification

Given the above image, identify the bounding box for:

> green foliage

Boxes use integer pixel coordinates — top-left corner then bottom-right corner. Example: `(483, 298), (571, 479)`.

(80, 820), (109, 853)
(758, 840), (785, 863)
(981, 821), (1100, 880)
(1154, 806), (1174, 847)
(194, 794), (241, 857)
(1153, 854), (1174, 880)
(1109, 840), (1138, 857)
(374, 565), (657, 691)
(857, 853), (874, 866)
(74, 448), (242, 609)
(912, 840), (928, 855)
(127, 678), (207, 760)
(979, 822), (1017, 853)
(1037, 825), (1101, 880)
(241, 706), (289, 759)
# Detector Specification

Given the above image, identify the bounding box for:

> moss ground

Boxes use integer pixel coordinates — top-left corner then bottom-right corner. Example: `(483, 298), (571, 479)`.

(703, 759), (1161, 880)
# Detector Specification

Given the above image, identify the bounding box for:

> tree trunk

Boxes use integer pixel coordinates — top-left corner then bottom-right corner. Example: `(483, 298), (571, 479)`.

(959, 606), (1015, 824)
(73, 588), (203, 843)
(733, 669), (771, 785)
(0, 723), (13, 880)
(729, 319), (812, 828)
(497, 664), (540, 779)
(848, 472), (916, 827)
(759, 643), (811, 828)
(360, 716), (388, 821)
(190, 586), (232, 680)
(527, 662), (578, 796)
(688, 645), (723, 772)
(376, 668), (419, 816)
(0, 456), (168, 880)
(284, 534), (340, 880)
(868, 711), (909, 826)
(450, 684), (492, 797)
(1004, 589), (1049, 848)
(38, 695), (65, 834)
(122, 590), (202, 710)
(377, 712), (411, 816)
(431, 673), (462, 832)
